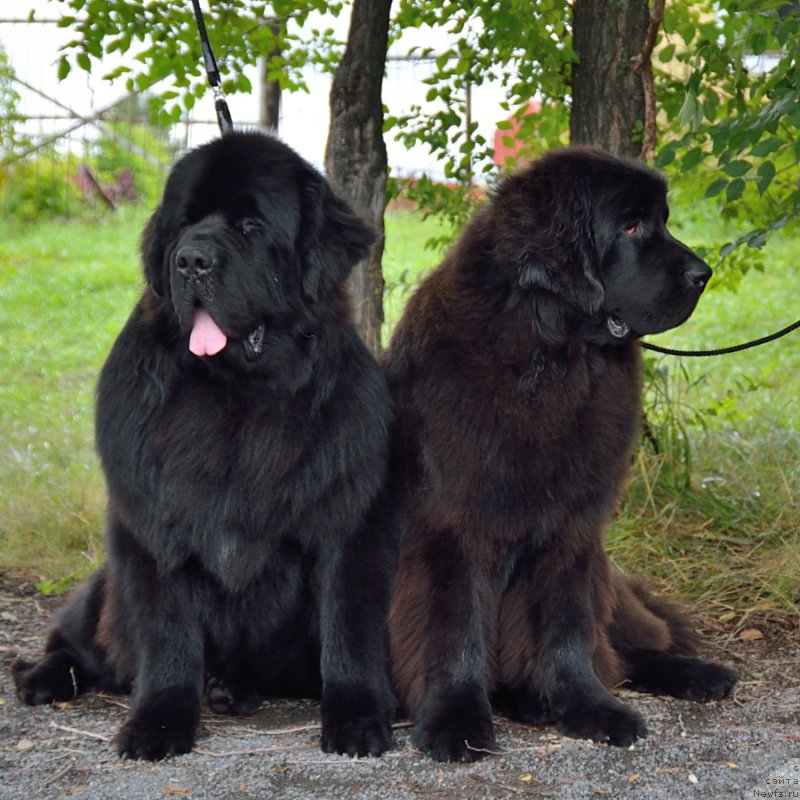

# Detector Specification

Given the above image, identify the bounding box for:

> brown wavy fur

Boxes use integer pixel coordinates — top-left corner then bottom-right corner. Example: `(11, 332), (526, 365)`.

(383, 147), (737, 762)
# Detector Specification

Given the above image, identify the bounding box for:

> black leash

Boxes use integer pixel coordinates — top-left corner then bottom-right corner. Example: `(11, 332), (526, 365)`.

(190, 0), (234, 135)
(641, 318), (800, 357)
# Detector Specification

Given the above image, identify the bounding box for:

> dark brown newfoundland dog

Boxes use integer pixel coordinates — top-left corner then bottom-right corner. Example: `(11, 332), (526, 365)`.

(12, 132), (395, 760)
(385, 147), (737, 762)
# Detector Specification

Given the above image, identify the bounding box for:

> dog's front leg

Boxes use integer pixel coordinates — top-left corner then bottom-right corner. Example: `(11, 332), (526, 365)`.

(317, 526), (396, 758)
(503, 545), (647, 747)
(388, 529), (496, 762)
(107, 530), (205, 760)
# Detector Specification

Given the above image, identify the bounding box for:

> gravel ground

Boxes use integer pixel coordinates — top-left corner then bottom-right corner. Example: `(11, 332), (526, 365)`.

(1, 577), (798, 800)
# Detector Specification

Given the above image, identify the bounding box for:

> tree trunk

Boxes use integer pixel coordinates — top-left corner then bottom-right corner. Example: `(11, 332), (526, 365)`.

(570, 0), (652, 158)
(259, 60), (281, 131)
(259, 22), (282, 132)
(324, 0), (392, 355)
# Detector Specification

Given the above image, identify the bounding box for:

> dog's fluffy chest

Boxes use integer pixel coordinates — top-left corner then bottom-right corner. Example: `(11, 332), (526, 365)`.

(157, 377), (307, 491)
(97, 346), (320, 585)
(403, 344), (641, 556)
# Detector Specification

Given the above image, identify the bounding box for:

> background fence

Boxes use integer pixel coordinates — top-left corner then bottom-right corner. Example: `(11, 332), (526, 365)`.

(0, 13), (268, 220)
(0, 11), (506, 221)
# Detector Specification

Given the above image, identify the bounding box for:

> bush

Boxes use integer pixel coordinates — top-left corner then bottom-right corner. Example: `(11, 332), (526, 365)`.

(1, 149), (87, 220)
(91, 115), (176, 209)
(1, 44), (171, 222)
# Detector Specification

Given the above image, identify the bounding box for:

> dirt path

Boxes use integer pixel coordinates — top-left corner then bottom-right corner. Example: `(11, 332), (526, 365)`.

(1, 578), (798, 800)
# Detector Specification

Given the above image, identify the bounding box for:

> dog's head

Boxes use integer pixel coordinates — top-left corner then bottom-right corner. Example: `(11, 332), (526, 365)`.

(141, 132), (374, 360)
(499, 147), (711, 345)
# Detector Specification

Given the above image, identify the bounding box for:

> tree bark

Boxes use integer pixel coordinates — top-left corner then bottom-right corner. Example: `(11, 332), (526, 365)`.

(259, 21), (282, 132)
(570, 0), (652, 158)
(324, 0), (392, 354)
(636, 0), (666, 162)
(259, 60), (281, 131)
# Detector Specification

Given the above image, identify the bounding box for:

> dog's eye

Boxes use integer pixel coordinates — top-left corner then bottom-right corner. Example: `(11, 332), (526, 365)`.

(622, 222), (640, 236)
(238, 218), (261, 236)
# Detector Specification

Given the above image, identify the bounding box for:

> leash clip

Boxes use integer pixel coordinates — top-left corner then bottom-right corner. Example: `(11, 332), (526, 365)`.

(190, 0), (234, 136)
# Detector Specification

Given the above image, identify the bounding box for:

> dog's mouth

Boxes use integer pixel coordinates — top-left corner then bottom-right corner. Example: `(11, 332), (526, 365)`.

(243, 325), (265, 360)
(606, 315), (632, 339)
(188, 307), (265, 361)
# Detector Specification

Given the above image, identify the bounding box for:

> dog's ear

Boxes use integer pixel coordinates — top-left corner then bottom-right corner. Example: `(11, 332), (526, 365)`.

(140, 209), (166, 297)
(517, 171), (604, 314)
(300, 175), (376, 301)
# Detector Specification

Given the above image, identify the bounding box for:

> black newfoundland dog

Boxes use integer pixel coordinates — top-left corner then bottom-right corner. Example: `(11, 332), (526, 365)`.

(385, 147), (737, 762)
(13, 132), (396, 760)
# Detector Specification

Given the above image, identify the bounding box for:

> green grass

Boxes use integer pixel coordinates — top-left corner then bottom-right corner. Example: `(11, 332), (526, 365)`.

(639, 222), (800, 435)
(0, 208), (798, 621)
(0, 210), (144, 579)
(382, 209), (452, 341)
(608, 430), (800, 623)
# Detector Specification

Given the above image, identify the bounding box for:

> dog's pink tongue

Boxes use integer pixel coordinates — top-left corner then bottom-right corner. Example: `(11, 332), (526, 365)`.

(189, 308), (227, 357)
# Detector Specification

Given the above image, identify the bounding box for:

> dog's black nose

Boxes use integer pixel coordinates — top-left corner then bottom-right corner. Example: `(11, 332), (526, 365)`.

(686, 260), (712, 291)
(175, 244), (214, 277)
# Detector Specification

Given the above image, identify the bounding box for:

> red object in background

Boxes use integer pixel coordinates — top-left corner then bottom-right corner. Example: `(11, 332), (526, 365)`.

(492, 100), (542, 167)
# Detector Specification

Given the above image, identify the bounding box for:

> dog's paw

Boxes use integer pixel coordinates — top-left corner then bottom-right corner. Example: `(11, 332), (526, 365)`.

(631, 656), (737, 702)
(413, 714), (496, 763)
(413, 685), (496, 762)
(558, 697), (647, 747)
(492, 686), (557, 726)
(683, 661), (738, 701)
(206, 676), (261, 716)
(12, 655), (78, 706)
(321, 713), (393, 758)
(320, 683), (394, 757)
(115, 688), (200, 761)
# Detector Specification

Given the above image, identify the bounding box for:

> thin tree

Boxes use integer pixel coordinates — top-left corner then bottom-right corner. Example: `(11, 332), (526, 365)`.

(324, 0), (393, 354)
(259, 21), (283, 132)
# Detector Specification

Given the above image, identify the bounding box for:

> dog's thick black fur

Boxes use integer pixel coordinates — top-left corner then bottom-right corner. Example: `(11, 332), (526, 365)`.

(385, 148), (738, 762)
(13, 132), (396, 760)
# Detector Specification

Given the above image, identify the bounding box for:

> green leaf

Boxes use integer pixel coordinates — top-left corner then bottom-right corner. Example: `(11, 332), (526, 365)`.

(681, 147), (704, 171)
(102, 66), (132, 81)
(677, 92), (702, 130)
(87, 38), (103, 58)
(705, 178), (728, 199)
(658, 43), (676, 62)
(749, 137), (783, 157)
(756, 161), (776, 194)
(726, 177), (745, 202)
(57, 55), (70, 81)
(722, 159), (752, 178)
(76, 51), (91, 72)
(750, 33), (767, 55)
(655, 143), (677, 169)
(702, 93), (719, 122)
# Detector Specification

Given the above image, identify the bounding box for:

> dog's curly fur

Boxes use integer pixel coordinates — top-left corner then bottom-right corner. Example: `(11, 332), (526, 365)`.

(384, 147), (737, 762)
(13, 132), (396, 761)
